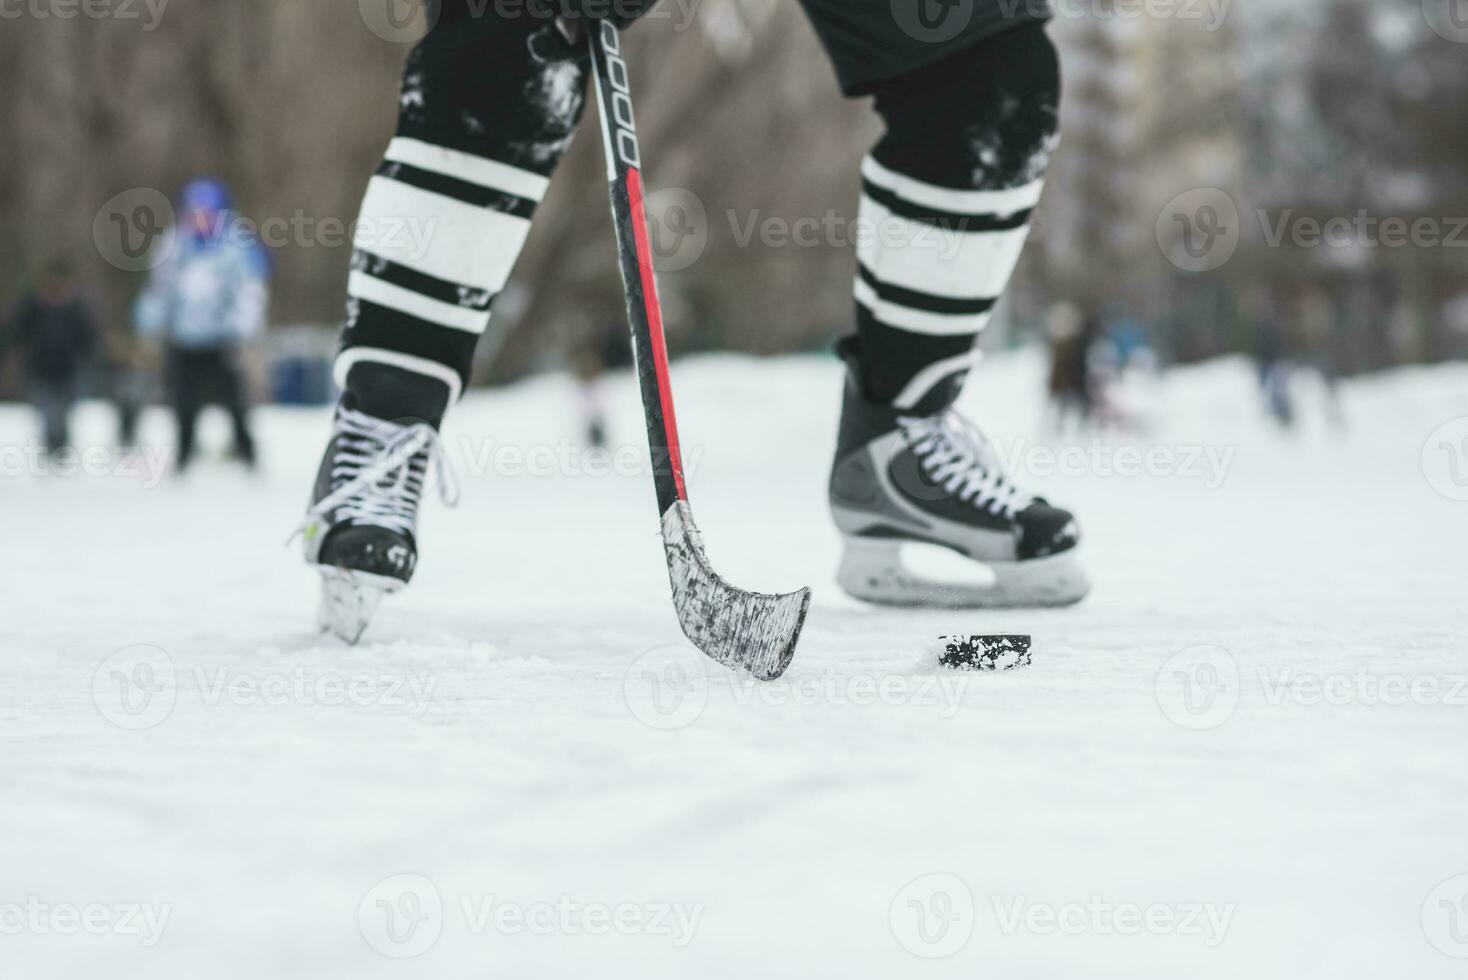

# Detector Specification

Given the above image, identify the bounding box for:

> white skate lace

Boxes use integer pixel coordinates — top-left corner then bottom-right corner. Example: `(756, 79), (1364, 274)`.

(295, 407), (459, 539)
(898, 412), (1033, 518)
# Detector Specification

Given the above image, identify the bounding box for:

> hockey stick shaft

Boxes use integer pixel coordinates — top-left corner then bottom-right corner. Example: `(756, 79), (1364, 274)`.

(586, 21), (687, 517)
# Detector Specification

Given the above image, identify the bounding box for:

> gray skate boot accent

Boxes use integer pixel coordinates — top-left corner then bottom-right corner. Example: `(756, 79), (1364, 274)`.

(828, 339), (1088, 608)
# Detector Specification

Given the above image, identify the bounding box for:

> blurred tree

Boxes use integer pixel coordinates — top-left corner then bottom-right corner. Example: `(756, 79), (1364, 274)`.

(2, 0), (1461, 391)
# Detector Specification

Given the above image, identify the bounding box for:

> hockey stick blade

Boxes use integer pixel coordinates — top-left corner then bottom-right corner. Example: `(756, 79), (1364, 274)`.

(663, 503), (811, 681)
(587, 23), (810, 680)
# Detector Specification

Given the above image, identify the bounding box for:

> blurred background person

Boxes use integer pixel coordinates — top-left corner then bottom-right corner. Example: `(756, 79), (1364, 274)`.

(105, 326), (150, 449)
(571, 318), (634, 451)
(1250, 289), (1295, 430)
(1, 257), (100, 458)
(1293, 285), (1346, 430)
(134, 177), (270, 473)
(1046, 301), (1095, 434)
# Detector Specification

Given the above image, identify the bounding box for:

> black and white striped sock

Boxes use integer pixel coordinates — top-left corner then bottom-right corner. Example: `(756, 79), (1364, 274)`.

(339, 136), (553, 403)
(855, 154), (1045, 413)
(336, 12), (588, 419)
(853, 21), (1061, 417)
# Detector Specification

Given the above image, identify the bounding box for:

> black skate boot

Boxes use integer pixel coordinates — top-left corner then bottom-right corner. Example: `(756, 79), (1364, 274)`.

(828, 340), (1088, 608)
(296, 364), (457, 643)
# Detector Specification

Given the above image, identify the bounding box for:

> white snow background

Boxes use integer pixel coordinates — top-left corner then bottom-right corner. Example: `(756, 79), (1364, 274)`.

(2, 349), (1466, 978)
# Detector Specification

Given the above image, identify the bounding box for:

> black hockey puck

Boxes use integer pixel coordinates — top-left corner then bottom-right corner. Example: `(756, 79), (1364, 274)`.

(939, 635), (1032, 671)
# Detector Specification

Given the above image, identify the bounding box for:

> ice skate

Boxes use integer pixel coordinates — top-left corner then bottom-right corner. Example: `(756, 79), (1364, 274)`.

(295, 397), (457, 643)
(829, 342), (1088, 608)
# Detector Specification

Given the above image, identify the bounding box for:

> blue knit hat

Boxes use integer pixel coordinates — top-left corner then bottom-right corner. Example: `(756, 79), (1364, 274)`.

(181, 177), (232, 214)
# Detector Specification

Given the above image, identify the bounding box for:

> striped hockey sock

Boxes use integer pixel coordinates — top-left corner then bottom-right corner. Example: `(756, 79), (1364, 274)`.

(852, 21), (1061, 415)
(335, 13), (589, 421)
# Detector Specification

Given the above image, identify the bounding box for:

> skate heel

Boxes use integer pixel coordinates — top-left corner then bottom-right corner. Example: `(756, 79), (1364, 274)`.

(837, 536), (907, 604)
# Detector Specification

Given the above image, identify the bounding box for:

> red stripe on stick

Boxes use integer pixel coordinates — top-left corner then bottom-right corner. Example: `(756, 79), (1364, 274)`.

(626, 168), (688, 502)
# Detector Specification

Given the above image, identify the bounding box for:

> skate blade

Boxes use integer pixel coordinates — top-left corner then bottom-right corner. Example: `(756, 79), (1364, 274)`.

(838, 538), (1090, 609)
(317, 568), (403, 644)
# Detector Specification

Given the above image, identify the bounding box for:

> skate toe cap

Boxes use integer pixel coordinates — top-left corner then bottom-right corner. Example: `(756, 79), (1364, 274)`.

(1018, 503), (1081, 560)
(318, 525), (417, 583)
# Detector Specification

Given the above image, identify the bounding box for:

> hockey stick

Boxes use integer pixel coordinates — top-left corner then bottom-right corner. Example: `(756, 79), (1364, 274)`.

(585, 21), (810, 681)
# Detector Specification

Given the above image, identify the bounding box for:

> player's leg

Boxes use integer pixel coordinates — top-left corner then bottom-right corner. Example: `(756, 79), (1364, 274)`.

(334, 6), (588, 428)
(169, 350), (203, 472)
(827, 22), (1089, 607)
(853, 21), (1059, 411)
(299, 6), (589, 636)
(216, 352), (257, 467)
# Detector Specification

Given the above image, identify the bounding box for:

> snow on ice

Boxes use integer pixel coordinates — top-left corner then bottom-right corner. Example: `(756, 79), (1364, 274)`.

(2, 350), (1467, 978)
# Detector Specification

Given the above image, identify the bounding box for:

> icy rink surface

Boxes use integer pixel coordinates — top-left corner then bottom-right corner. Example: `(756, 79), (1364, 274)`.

(2, 350), (1467, 979)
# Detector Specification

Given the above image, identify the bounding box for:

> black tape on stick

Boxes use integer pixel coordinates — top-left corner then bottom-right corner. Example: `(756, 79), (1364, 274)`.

(939, 635), (1032, 671)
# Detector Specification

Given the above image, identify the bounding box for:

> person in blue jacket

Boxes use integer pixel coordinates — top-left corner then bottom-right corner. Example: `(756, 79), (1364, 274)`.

(135, 178), (270, 472)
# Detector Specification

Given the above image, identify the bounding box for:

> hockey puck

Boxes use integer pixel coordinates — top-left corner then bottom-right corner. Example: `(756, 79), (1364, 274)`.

(939, 635), (1032, 672)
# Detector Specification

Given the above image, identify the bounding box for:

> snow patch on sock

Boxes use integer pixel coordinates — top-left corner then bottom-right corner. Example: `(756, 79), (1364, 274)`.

(964, 95), (1060, 190)
(400, 69), (427, 112)
(513, 59), (585, 165)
